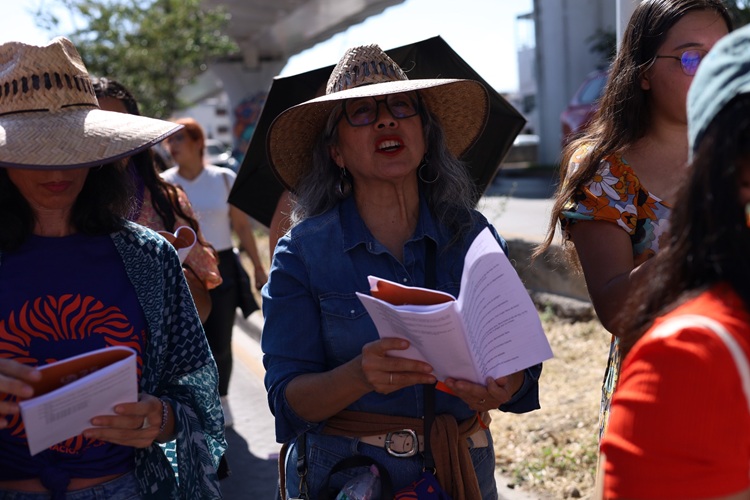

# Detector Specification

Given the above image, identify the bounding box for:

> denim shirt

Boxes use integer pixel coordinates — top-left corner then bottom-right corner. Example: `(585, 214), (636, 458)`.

(262, 195), (541, 443)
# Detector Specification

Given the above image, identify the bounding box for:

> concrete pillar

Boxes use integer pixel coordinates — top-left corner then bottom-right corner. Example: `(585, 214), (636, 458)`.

(616, 0), (640, 47)
(209, 60), (287, 160)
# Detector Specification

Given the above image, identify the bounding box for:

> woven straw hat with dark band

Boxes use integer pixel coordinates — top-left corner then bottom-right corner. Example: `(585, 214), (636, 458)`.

(0, 37), (182, 169)
(267, 44), (490, 191)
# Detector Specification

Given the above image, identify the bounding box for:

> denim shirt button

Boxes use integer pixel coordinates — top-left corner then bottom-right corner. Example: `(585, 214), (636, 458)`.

(402, 277), (408, 283)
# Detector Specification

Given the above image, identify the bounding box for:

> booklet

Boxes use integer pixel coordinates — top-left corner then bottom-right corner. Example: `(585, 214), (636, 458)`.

(19, 345), (138, 456)
(356, 227), (553, 384)
(157, 225), (197, 264)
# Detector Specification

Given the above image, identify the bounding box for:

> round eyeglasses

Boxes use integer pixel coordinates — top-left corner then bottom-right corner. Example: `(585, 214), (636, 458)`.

(654, 49), (706, 76)
(340, 92), (420, 127)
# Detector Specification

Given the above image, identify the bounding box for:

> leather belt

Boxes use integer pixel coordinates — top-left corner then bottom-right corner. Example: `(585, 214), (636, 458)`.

(357, 428), (489, 458)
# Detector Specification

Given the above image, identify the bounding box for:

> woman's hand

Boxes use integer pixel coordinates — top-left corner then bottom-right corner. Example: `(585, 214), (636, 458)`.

(253, 265), (268, 290)
(444, 370), (525, 412)
(360, 338), (436, 394)
(84, 393), (172, 448)
(0, 359), (41, 429)
(184, 265), (212, 322)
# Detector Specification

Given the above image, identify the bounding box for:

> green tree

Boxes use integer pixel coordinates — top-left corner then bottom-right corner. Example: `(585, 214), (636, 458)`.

(35, 0), (238, 118)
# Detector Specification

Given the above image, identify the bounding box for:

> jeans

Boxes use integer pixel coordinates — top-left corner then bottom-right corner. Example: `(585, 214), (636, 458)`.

(284, 429), (498, 500)
(0, 471), (140, 500)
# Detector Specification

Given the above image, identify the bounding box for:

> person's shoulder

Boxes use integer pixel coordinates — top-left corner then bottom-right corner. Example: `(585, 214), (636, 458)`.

(204, 164), (236, 178)
(117, 220), (167, 245)
(633, 292), (749, 369)
(286, 206), (341, 241)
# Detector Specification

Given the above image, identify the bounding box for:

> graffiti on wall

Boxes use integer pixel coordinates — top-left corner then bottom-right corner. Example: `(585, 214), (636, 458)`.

(232, 92), (267, 164)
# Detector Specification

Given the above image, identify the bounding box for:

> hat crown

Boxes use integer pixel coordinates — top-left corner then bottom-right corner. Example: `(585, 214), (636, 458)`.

(325, 44), (408, 94)
(0, 37), (98, 115)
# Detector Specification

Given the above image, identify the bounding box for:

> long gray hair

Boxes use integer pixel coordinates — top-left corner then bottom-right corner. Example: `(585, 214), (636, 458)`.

(291, 93), (479, 241)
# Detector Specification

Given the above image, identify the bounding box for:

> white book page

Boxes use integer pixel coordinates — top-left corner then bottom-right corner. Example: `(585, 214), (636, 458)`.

(457, 228), (554, 379)
(19, 347), (138, 456)
(357, 293), (482, 383)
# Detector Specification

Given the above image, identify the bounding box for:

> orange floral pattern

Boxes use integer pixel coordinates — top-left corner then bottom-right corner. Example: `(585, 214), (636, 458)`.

(559, 144), (672, 441)
(561, 145), (671, 264)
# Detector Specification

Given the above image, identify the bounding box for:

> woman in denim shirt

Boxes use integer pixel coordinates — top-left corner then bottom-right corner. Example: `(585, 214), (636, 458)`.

(262, 44), (542, 500)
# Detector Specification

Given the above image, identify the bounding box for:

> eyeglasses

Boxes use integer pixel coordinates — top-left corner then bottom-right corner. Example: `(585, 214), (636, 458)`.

(340, 92), (420, 127)
(654, 49), (706, 76)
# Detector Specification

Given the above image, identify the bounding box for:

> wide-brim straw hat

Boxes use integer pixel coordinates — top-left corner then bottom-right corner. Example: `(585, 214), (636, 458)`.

(267, 43), (489, 191)
(0, 37), (182, 169)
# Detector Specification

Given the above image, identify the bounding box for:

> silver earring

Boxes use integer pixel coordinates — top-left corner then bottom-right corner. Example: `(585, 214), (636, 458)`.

(418, 156), (439, 184)
(336, 167), (352, 198)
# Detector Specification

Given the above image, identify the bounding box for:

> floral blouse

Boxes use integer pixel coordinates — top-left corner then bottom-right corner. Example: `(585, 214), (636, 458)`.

(136, 188), (222, 290)
(559, 144), (672, 440)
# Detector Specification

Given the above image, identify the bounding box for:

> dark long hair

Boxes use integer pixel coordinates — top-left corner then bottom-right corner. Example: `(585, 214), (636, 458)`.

(92, 78), (211, 251)
(534, 0), (733, 260)
(0, 164), (132, 252)
(620, 94), (750, 353)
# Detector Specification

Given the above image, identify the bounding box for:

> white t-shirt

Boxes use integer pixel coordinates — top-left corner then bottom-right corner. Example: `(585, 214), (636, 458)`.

(161, 165), (235, 252)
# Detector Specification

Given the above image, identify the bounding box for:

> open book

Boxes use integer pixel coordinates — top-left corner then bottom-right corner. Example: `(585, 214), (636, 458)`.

(19, 345), (138, 456)
(157, 225), (197, 264)
(356, 227), (553, 384)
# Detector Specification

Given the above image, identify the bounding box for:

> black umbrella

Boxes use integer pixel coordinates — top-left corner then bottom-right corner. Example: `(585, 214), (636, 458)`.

(229, 35), (526, 227)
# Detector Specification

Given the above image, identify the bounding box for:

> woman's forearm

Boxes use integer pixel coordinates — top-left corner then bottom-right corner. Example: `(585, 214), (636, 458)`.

(285, 358), (371, 423)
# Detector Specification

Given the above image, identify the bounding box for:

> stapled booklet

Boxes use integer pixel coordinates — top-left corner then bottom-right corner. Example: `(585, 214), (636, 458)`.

(19, 345), (138, 456)
(356, 227), (553, 384)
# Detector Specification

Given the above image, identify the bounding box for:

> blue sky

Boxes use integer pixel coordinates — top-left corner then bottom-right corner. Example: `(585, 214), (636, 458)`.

(2, 0), (533, 93)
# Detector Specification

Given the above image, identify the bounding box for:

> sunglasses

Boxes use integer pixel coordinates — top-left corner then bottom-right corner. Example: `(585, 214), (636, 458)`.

(340, 92), (420, 127)
(654, 49), (706, 76)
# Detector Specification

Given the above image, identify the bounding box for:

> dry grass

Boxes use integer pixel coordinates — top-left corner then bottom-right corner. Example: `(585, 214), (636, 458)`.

(491, 312), (610, 499)
(247, 230), (611, 499)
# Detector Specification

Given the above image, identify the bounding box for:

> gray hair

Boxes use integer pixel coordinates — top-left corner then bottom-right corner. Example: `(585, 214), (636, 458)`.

(291, 95), (478, 241)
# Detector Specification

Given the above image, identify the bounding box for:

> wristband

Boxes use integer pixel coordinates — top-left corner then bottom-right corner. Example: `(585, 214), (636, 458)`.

(158, 399), (169, 434)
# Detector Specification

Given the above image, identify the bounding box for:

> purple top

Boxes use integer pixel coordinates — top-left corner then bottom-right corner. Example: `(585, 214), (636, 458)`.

(0, 233), (146, 492)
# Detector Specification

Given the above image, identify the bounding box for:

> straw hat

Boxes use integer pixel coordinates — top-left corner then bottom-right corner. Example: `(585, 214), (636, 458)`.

(0, 37), (181, 169)
(267, 44), (489, 190)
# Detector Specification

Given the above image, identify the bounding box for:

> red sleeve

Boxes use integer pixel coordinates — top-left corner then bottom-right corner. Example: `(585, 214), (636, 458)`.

(601, 326), (750, 499)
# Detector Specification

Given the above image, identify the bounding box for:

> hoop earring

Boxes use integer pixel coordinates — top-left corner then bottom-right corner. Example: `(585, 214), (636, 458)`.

(336, 167), (352, 198)
(745, 202), (750, 228)
(418, 156), (439, 184)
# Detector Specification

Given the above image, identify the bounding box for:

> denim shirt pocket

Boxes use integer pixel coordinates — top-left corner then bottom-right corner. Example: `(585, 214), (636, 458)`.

(319, 293), (374, 365)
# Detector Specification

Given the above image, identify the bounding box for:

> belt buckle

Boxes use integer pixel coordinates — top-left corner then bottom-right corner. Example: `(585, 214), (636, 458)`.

(384, 429), (418, 458)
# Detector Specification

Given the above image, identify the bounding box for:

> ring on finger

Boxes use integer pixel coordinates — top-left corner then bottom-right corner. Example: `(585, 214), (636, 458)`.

(478, 399), (486, 405)
(140, 417), (150, 430)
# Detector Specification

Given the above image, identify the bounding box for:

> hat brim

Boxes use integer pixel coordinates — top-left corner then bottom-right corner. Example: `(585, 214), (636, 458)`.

(0, 107), (182, 169)
(267, 78), (489, 191)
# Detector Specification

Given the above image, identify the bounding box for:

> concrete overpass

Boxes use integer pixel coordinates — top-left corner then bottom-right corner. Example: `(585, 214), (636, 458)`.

(183, 0), (404, 153)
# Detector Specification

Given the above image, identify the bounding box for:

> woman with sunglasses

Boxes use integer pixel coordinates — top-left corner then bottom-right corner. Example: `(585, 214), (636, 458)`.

(261, 45), (542, 499)
(534, 0), (731, 442)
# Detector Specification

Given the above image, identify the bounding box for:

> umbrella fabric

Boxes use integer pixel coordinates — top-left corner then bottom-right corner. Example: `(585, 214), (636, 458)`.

(229, 35), (525, 227)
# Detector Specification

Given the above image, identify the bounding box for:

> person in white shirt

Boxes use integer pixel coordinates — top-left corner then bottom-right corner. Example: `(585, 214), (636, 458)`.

(162, 117), (268, 427)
